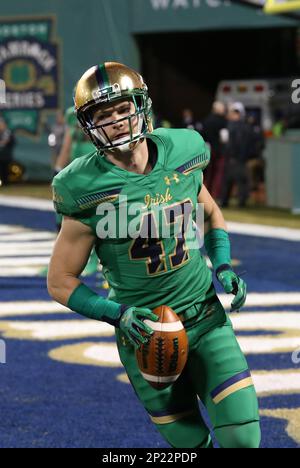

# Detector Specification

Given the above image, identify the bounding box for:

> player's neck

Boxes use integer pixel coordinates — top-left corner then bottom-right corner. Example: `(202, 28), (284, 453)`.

(104, 139), (151, 175)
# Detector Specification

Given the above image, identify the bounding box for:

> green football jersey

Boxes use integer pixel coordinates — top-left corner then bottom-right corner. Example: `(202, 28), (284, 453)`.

(52, 128), (212, 313)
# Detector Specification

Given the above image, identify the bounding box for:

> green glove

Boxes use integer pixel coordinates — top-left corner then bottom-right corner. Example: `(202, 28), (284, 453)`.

(217, 266), (247, 312)
(119, 307), (159, 349)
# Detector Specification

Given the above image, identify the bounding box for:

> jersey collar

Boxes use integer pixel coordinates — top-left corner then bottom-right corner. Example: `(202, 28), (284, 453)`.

(98, 133), (165, 183)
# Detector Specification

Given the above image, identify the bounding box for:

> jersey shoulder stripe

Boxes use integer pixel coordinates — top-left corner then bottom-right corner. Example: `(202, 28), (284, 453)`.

(52, 151), (124, 216)
(76, 188), (122, 210)
(175, 151), (209, 174)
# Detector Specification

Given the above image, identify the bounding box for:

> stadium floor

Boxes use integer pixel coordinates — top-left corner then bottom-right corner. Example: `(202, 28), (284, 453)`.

(0, 201), (300, 448)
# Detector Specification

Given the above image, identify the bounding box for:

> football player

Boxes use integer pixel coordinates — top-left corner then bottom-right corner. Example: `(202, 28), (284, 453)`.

(47, 62), (260, 448)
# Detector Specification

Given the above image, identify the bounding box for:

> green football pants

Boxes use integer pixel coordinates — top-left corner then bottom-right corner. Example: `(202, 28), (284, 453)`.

(116, 296), (260, 448)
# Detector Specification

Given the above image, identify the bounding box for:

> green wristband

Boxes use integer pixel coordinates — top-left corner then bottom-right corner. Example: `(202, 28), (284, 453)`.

(204, 228), (231, 271)
(67, 283), (122, 326)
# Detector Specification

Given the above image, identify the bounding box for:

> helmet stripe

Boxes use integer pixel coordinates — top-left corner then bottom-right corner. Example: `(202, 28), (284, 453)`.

(95, 63), (109, 90)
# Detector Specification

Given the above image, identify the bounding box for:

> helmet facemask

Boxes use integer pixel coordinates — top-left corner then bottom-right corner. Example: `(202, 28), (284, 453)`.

(78, 93), (152, 153)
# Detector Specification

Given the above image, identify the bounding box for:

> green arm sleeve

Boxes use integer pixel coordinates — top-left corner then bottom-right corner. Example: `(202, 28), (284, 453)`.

(67, 283), (128, 327)
(204, 228), (231, 273)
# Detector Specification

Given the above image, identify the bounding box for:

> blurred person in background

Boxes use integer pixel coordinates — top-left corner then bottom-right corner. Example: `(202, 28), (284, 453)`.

(0, 117), (15, 186)
(152, 111), (172, 128)
(202, 101), (227, 200)
(47, 110), (67, 169)
(54, 106), (95, 175)
(220, 102), (255, 208)
(246, 113), (265, 204)
(181, 107), (202, 132)
(272, 110), (287, 137)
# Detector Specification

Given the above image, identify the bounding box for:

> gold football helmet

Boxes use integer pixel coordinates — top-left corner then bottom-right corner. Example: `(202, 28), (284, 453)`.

(74, 61), (153, 151)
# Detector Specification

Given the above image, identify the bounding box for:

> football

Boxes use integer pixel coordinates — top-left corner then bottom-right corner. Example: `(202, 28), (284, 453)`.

(136, 305), (189, 390)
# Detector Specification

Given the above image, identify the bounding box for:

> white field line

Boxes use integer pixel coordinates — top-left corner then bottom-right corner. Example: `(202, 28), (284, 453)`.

(238, 336), (300, 354)
(0, 196), (53, 211)
(0, 241), (54, 251)
(227, 221), (300, 241)
(0, 225), (24, 234)
(218, 292), (300, 309)
(0, 319), (113, 339)
(0, 301), (69, 316)
(0, 257), (49, 266)
(231, 312), (300, 330)
(252, 372), (300, 394)
(0, 267), (45, 276)
(0, 232), (55, 242)
(0, 248), (52, 256)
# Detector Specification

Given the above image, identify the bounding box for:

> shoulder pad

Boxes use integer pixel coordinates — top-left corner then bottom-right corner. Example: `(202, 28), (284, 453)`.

(153, 128), (210, 173)
(52, 152), (124, 216)
(52, 176), (78, 216)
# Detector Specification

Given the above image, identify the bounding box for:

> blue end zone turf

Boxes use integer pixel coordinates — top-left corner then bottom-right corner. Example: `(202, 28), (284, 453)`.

(0, 203), (300, 448)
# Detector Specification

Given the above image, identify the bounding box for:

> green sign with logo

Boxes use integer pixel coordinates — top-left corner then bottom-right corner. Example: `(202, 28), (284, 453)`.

(0, 17), (60, 136)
